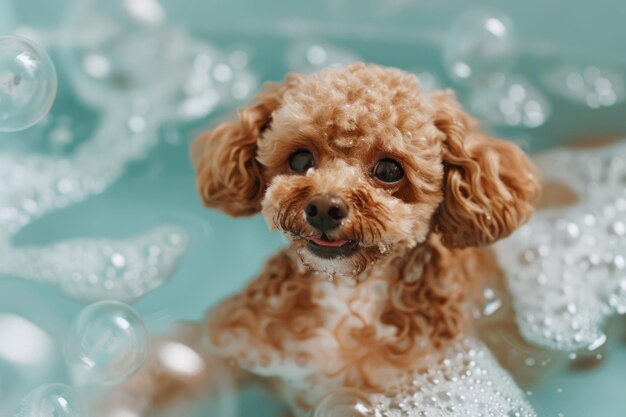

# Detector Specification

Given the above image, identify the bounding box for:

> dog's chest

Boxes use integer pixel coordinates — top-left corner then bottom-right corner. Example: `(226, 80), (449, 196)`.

(225, 272), (400, 370)
(219, 270), (422, 382)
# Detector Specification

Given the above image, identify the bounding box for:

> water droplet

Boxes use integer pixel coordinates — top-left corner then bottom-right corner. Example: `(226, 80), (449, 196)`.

(127, 115), (146, 133)
(378, 242), (389, 255)
(443, 9), (515, 86)
(524, 357), (536, 367)
(587, 333), (607, 351)
(64, 301), (148, 385)
(609, 221), (625, 236)
(312, 388), (374, 417)
(483, 298), (502, 316)
(0, 36), (57, 132)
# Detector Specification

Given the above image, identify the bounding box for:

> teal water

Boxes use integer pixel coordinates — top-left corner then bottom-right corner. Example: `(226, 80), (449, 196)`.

(1, 22), (625, 417)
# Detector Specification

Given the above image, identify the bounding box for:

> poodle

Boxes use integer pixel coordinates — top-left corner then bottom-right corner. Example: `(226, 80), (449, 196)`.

(117, 63), (543, 417)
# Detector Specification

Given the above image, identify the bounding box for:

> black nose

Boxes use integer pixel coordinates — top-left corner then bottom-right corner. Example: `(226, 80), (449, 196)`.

(304, 194), (349, 232)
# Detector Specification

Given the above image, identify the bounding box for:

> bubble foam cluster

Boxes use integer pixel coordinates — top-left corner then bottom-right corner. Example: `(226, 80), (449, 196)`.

(0, 225), (187, 302)
(62, 0), (257, 120)
(495, 140), (626, 351)
(0, 107), (190, 304)
(542, 64), (625, 109)
(0, 107), (159, 237)
(0, 104), (188, 302)
(469, 76), (551, 128)
(369, 338), (535, 417)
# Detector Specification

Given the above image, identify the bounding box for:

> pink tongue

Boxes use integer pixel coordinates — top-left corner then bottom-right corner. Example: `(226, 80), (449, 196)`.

(308, 236), (349, 248)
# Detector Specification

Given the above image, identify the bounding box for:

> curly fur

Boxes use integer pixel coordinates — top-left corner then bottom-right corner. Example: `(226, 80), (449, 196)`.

(186, 63), (541, 414)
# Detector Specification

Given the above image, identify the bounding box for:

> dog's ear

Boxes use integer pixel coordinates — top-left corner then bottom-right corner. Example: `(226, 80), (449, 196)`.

(191, 75), (301, 216)
(430, 90), (541, 248)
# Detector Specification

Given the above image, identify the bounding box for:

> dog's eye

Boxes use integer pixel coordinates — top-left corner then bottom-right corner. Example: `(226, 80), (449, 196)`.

(289, 150), (315, 173)
(373, 158), (404, 183)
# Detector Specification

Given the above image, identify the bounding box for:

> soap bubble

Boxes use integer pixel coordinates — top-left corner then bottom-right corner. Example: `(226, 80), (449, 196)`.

(443, 9), (516, 86)
(82, 323), (237, 417)
(61, 0), (189, 106)
(311, 388), (374, 417)
(64, 301), (148, 385)
(15, 384), (81, 417)
(0, 35), (57, 132)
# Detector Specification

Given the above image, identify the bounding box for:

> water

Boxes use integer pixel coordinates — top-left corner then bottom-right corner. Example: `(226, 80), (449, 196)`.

(1, 4), (626, 417)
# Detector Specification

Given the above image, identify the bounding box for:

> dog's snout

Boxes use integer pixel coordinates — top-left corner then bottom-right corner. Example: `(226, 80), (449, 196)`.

(305, 194), (348, 231)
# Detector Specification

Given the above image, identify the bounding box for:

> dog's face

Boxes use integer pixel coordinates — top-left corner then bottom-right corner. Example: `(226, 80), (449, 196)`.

(193, 63), (540, 276)
(257, 68), (445, 274)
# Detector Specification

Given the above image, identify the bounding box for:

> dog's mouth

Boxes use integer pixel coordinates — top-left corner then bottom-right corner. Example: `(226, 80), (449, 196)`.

(305, 235), (359, 259)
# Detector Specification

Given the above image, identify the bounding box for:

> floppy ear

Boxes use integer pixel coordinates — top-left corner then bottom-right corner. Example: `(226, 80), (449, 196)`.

(191, 74), (301, 216)
(431, 91), (541, 248)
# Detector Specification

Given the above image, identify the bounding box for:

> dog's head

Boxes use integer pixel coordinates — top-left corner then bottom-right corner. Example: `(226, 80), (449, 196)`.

(193, 63), (540, 275)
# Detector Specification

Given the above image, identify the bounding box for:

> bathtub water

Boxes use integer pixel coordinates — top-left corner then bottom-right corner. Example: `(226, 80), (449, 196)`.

(1, 3), (626, 416)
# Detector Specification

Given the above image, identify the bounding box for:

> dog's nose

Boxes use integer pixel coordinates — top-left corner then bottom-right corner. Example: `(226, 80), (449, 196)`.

(305, 194), (349, 232)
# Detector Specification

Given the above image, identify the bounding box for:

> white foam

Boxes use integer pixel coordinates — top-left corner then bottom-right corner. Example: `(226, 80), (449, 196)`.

(369, 338), (535, 417)
(0, 86), (188, 303)
(0, 107), (158, 237)
(0, 225), (187, 302)
(495, 140), (626, 351)
(0, 22), (259, 303)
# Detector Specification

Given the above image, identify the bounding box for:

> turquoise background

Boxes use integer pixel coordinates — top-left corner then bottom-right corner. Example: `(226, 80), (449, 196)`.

(1, 0), (625, 416)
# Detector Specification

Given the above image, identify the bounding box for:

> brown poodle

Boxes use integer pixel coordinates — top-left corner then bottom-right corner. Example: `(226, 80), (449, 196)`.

(118, 63), (542, 417)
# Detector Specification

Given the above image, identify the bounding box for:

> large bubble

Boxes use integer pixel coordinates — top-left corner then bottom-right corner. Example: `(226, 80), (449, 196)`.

(443, 9), (516, 86)
(0, 36), (57, 132)
(64, 301), (148, 386)
(13, 384), (82, 417)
